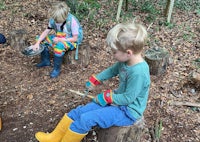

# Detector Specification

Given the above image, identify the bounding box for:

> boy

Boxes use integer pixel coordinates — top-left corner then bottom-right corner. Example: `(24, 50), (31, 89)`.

(35, 22), (150, 142)
(32, 2), (83, 78)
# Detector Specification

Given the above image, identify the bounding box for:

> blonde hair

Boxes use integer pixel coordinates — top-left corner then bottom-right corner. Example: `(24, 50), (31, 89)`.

(106, 22), (147, 54)
(48, 2), (70, 23)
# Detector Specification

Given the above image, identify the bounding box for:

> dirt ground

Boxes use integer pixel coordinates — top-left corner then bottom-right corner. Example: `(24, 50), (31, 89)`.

(0, 0), (200, 142)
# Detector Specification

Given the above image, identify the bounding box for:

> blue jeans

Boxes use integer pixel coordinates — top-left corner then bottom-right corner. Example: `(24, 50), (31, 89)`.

(67, 102), (136, 134)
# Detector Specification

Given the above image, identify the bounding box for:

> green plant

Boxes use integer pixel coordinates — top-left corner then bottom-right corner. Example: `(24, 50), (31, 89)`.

(66, 0), (78, 13)
(182, 32), (194, 42)
(195, 9), (200, 15)
(121, 11), (136, 22)
(140, 1), (160, 22)
(141, 1), (158, 14)
(66, 0), (101, 22)
(75, 2), (90, 20)
(175, 0), (200, 11)
(145, 15), (155, 23)
(155, 120), (163, 140)
(0, 0), (6, 10)
(84, 0), (101, 9)
(164, 22), (175, 29)
(88, 9), (98, 21)
(192, 59), (200, 68)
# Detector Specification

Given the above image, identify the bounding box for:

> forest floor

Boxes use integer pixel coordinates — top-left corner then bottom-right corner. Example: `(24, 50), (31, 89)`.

(0, 0), (199, 142)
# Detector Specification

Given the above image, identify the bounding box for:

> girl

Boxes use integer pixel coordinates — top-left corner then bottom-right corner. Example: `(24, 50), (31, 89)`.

(32, 2), (83, 78)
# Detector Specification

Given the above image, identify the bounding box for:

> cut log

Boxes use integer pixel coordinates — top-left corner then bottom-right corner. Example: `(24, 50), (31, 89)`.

(97, 117), (145, 142)
(145, 47), (169, 75)
(10, 29), (27, 51)
(63, 41), (90, 67)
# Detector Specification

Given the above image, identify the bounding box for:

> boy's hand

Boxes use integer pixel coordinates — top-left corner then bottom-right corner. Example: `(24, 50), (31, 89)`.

(85, 75), (101, 91)
(92, 90), (113, 106)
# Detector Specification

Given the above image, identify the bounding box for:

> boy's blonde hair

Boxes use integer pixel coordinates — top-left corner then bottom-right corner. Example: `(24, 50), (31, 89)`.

(48, 2), (70, 23)
(106, 22), (147, 54)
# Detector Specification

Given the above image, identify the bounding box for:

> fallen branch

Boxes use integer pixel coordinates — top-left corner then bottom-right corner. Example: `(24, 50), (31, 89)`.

(170, 101), (200, 108)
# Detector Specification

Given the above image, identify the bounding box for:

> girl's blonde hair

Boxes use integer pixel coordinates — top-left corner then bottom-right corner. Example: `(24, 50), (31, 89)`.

(48, 2), (70, 23)
(106, 22), (147, 54)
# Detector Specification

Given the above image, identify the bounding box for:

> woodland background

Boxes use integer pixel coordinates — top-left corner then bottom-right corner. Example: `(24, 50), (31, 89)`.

(0, 0), (199, 142)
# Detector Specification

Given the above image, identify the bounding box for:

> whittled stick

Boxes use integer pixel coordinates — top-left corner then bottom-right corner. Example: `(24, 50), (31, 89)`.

(68, 89), (94, 99)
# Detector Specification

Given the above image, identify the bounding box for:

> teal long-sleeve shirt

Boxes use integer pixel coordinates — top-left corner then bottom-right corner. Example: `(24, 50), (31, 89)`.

(96, 61), (150, 119)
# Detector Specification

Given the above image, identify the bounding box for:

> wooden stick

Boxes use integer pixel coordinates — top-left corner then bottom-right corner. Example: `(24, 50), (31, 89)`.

(68, 89), (117, 106)
(170, 101), (200, 108)
(68, 89), (94, 99)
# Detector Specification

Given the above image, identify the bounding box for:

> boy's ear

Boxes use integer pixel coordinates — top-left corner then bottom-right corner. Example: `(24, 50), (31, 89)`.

(126, 49), (133, 56)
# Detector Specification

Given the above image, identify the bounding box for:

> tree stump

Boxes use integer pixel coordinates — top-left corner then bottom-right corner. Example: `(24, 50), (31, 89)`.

(145, 47), (169, 75)
(63, 41), (90, 67)
(10, 29), (27, 52)
(189, 69), (200, 86)
(97, 117), (145, 142)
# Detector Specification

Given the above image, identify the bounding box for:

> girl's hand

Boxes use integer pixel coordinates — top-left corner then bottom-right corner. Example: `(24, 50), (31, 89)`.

(53, 37), (66, 43)
(53, 37), (62, 43)
(32, 43), (40, 51)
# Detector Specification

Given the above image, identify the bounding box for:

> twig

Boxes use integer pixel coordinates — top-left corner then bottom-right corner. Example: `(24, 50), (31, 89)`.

(147, 22), (153, 31)
(170, 101), (200, 108)
(155, 119), (162, 142)
(169, 89), (182, 98)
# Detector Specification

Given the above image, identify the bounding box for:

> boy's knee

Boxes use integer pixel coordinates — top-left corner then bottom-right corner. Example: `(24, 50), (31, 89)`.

(79, 113), (95, 128)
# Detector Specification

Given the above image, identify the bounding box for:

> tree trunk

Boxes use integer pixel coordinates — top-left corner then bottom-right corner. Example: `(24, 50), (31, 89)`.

(116, 0), (124, 21)
(63, 41), (90, 67)
(165, 0), (175, 23)
(125, 0), (128, 11)
(145, 47), (169, 75)
(97, 117), (145, 142)
(10, 29), (27, 52)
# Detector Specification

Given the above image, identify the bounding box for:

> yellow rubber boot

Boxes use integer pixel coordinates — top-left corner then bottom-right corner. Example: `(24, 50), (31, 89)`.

(35, 114), (73, 142)
(61, 128), (87, 142)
